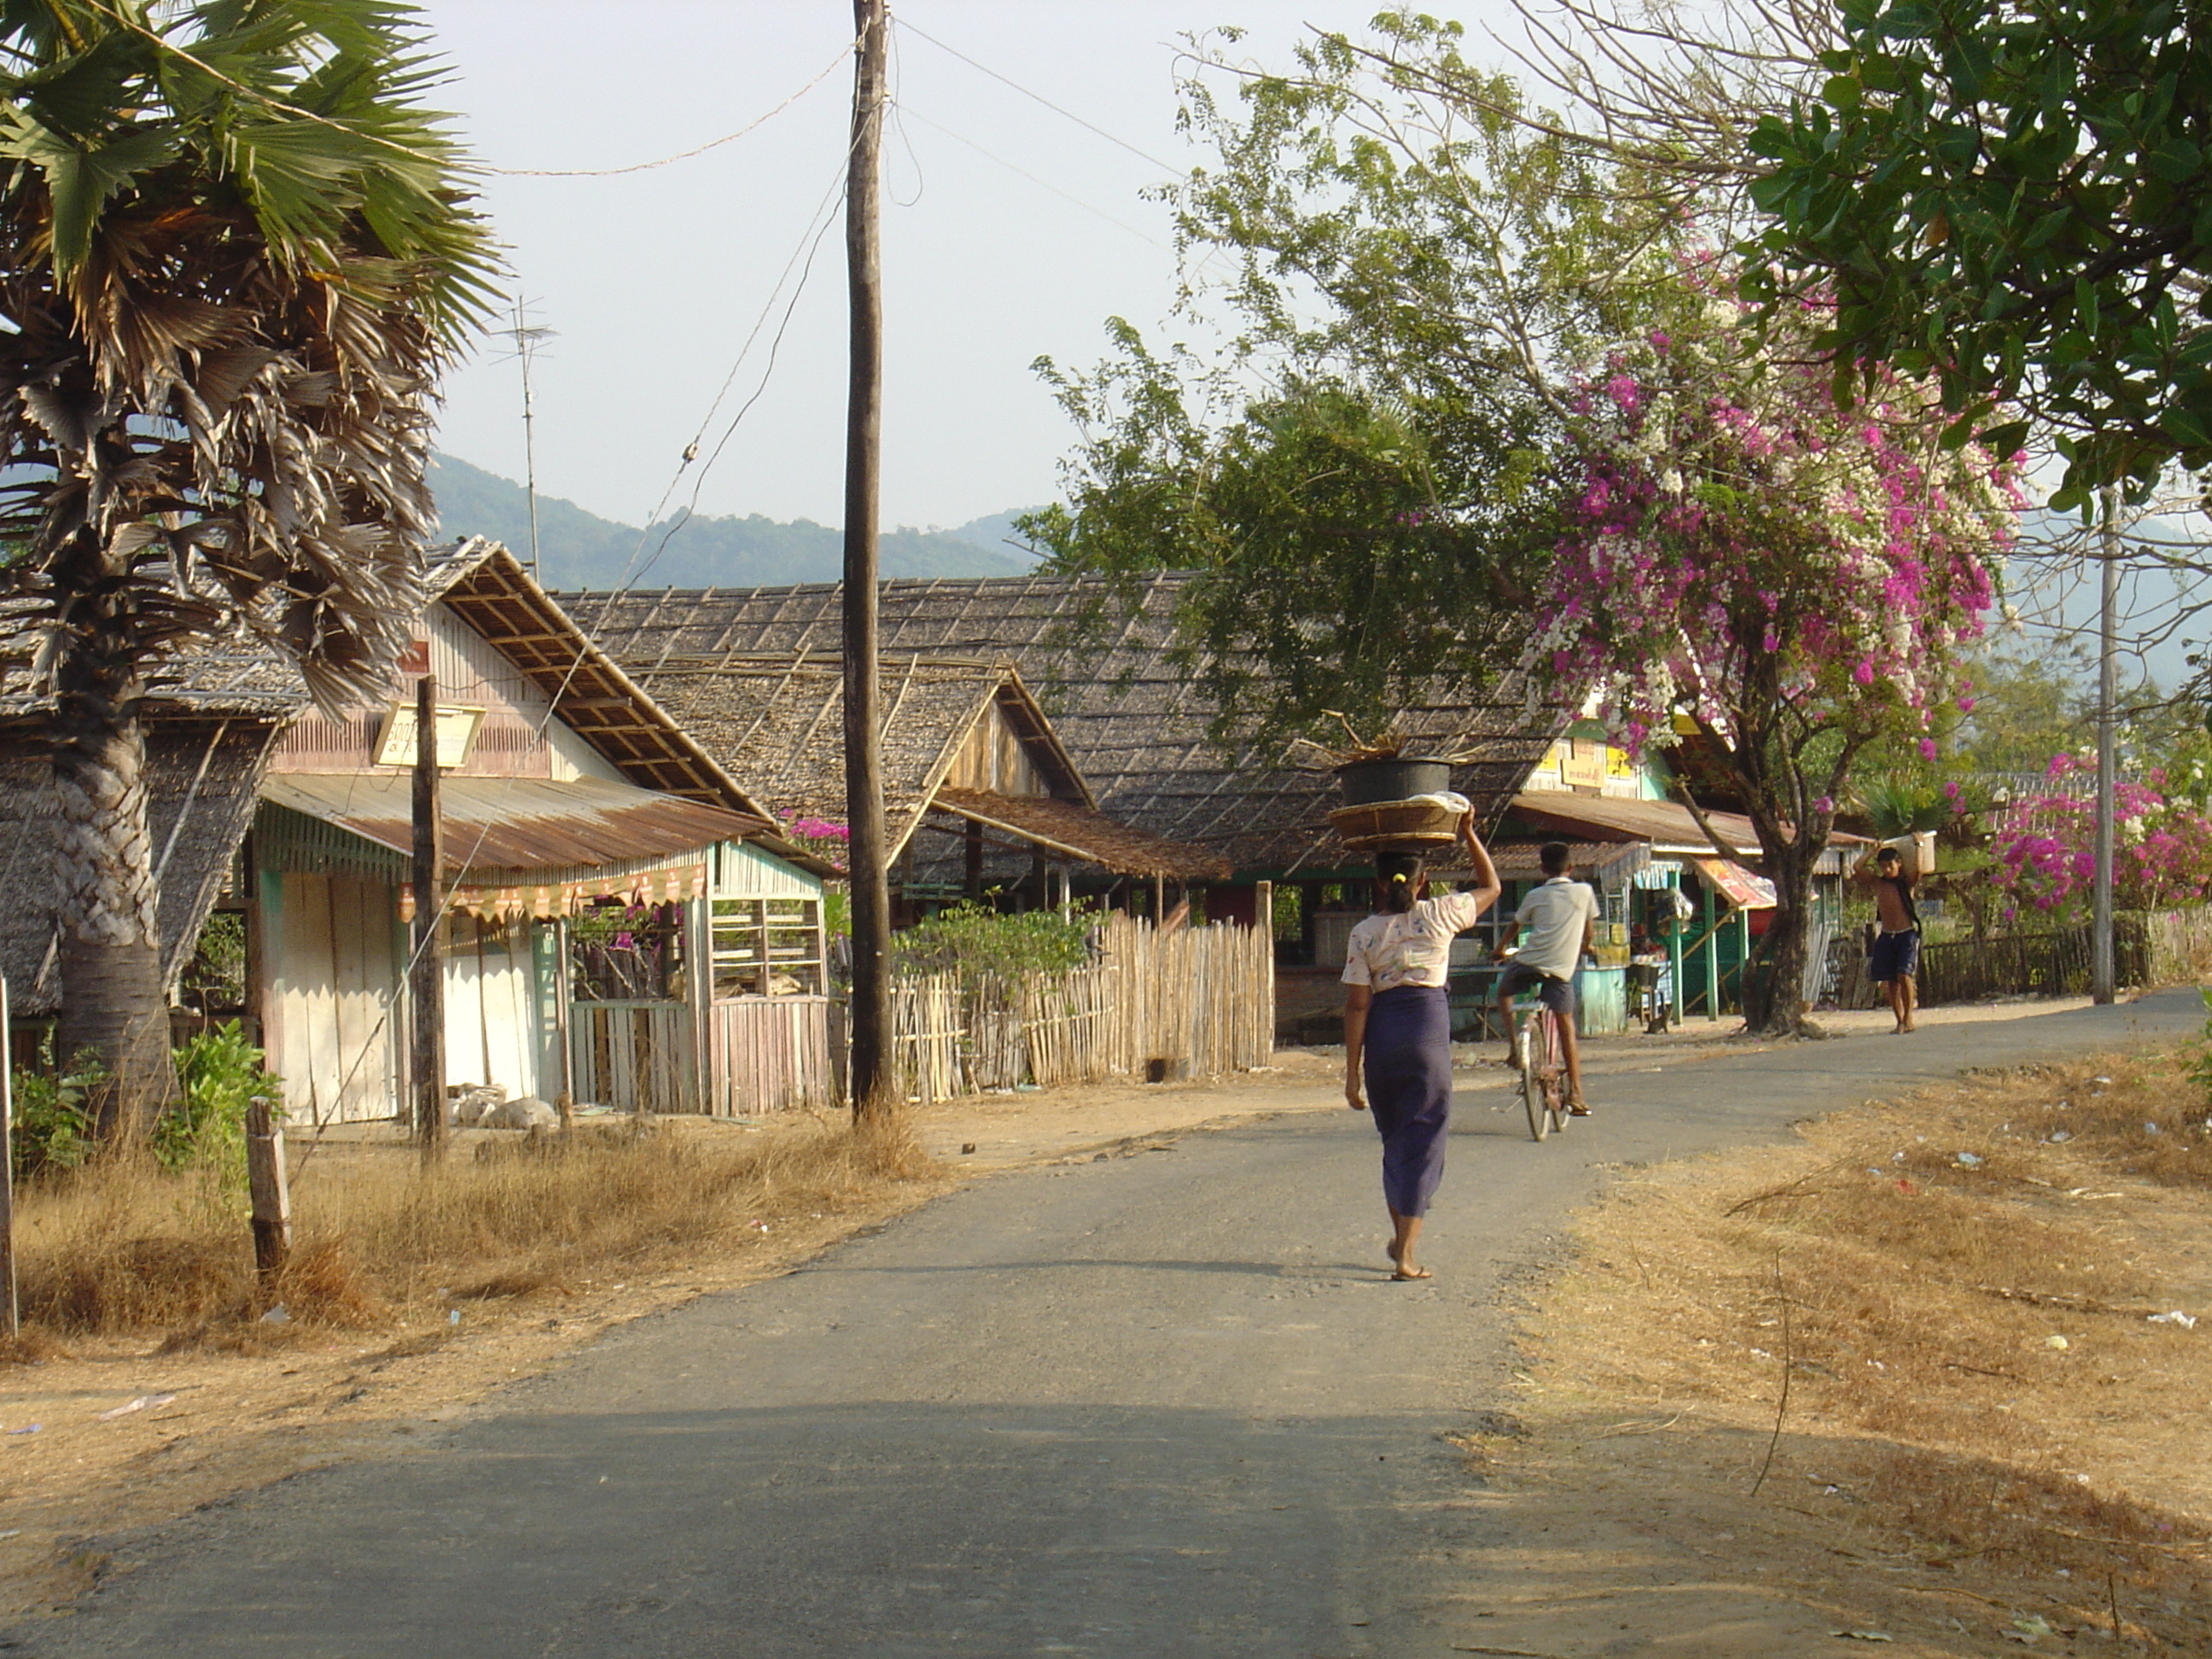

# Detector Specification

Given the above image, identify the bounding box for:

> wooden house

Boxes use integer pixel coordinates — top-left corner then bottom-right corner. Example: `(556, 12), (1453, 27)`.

(0, 541), (838, 1119)
(606, 651), (1229, 917)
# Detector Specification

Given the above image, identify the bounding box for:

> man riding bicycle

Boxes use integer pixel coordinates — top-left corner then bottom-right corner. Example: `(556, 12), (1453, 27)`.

(1493, 841), (1598, 1115)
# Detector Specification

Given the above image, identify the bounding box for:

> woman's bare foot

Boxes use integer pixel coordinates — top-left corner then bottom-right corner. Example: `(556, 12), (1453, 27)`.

(1392, 1264), (1433, 1281)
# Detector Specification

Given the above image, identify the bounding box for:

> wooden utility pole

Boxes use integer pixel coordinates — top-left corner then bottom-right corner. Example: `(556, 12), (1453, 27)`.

(2092, 490), (2118, 1005)
(841, 0), (892, 1118)
(410, 672), (448, 1150)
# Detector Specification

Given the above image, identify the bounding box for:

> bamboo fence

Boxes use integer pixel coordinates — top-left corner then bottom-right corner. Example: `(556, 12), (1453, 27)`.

(883, 915), (1273, 1102)
(1823, 904), (2212, 1010)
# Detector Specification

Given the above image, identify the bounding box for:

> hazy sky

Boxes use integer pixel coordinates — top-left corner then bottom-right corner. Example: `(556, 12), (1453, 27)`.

(422, 2), (1511, 533)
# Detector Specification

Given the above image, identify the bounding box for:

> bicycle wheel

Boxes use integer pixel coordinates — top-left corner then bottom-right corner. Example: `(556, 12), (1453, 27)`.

(1521, 1009), (1549, 1141)
(1544, 1008), (1570, 1134)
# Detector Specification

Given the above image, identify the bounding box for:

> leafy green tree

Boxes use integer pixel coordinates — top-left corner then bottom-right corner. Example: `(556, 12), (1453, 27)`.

(1743, 0), (2212, 510)
(0, 0), (498, 1133)
(1024, 14), (1680, 741)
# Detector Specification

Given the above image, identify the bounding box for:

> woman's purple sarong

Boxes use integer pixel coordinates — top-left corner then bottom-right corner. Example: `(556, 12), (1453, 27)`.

(1362, 985), (1452, 1217)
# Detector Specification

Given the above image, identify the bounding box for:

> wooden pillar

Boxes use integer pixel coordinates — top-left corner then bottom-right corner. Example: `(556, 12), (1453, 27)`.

(1153, 873), (1165, 924)
(552, 916), (574, 1103)
(245, 1096), (289, 1288)
(1667, 874), (1685, 1031)
(963, 818), (983, 902)
(688, 894), (713, 1114)
(410, 672), (447, 1151)
(1703, 882), (1720, 1023)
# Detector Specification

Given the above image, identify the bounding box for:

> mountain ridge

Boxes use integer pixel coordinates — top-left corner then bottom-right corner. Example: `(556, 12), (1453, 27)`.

(428, 452), (1045, 590)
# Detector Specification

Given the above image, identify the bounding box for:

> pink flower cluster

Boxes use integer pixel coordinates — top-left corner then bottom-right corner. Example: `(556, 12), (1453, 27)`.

(1529, 300), (2013, 760)
(1989, 758), (2212, 922)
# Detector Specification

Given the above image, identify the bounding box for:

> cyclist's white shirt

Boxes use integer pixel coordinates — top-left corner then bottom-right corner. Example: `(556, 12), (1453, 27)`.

(1515, 876), (1598, 981)
(1340, 891), (1490, 992)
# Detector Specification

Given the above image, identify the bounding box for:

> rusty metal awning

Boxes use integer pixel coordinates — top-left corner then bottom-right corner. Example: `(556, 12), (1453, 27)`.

(1694, 857), (1778, 911)
(260, 772), (767, 876)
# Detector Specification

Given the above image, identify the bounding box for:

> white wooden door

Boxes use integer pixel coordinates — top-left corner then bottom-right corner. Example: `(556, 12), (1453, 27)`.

(270, 873), (402, 1124)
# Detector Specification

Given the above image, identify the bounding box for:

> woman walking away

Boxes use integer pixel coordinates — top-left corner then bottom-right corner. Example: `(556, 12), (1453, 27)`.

(1342, 811), (1501, 1280)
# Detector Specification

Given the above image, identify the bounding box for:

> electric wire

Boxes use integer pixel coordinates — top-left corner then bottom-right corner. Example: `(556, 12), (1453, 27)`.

(893, 102), (1172, 249)
(895, 17), (1184, 174)
(487, 36), (859, 177)
(76, 0), (856, 183)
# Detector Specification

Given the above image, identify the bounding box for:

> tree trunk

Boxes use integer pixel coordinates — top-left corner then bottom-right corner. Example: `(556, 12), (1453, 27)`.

(1740, 841), (1816, 1037)
(49, 644), (172, 1139)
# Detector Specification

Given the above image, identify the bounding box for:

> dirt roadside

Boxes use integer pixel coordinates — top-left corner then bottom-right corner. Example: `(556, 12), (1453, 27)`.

(1463, 1044), (2212, 1657)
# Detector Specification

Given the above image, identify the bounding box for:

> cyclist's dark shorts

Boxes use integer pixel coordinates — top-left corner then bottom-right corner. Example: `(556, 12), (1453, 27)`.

(1499, 959), (1575, 1016)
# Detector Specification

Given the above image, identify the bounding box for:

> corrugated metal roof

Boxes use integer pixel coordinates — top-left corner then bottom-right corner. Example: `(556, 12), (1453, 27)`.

(1505, 791), (1761, 854)
(260, 773), (765, 876)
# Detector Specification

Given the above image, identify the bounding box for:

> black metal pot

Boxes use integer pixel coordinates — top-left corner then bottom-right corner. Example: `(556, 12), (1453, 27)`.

(1335, 756), (1452, 805)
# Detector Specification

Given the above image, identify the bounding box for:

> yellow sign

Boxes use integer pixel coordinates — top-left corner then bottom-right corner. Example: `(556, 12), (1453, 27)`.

(375, 702), (485, 769)
(1561, 739), (1605, 789)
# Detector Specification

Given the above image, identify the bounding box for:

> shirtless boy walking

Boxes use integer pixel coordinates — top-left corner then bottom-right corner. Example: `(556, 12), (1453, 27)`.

(1855, 845), (1921, 1033)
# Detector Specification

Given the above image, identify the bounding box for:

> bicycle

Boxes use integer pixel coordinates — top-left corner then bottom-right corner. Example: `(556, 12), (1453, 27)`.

(1515, 997), (1570, 1142)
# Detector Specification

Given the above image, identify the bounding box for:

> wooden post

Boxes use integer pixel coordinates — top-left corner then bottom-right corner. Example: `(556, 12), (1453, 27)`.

(963, 818), (983, 901)
(245, 1096), (289, 1287)
(2092, 491), (2118, 1004)
(1668, 874), (1685, 1030)
(1153, 873), (1166, 924)
(841, 0), (893, 1118)
(1, 974), (17, 1340)
(410, 672), (447, 1152)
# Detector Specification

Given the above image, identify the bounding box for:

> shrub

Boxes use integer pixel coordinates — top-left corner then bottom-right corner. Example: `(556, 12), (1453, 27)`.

(9, 1045), (103, 1180)
(160, 1022), (278, 1182)
(892, 901), (1096, 981)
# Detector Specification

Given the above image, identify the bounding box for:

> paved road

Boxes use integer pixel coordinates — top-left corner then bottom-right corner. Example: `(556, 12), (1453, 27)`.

(16, 993), (2199, 1657)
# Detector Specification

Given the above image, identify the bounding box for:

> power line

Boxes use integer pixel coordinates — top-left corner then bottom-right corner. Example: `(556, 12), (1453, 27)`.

(895, 17), (1185, 175)
(486, 36), (859, 178)
(894, 103), (1172, 249)
(77, 0), (853, 183)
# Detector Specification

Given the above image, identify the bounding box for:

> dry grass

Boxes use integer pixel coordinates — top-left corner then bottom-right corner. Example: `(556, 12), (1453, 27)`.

(9, 1110), (936, 1346)
(1529, 1046), (2212, 1647)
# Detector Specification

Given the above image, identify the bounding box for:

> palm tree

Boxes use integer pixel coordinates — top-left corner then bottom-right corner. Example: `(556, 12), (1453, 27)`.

(0, 1), (498, 1133)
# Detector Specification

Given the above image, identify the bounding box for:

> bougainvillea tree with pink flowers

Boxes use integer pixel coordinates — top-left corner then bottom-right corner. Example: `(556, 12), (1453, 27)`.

(1988, 755), (2212, 925)
(1532, 304), (2017, 1031)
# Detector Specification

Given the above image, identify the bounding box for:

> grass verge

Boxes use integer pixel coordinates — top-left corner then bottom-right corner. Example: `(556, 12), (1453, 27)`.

(1515, 1046), (2212, 1650)
(9, 1110), (936, 1347)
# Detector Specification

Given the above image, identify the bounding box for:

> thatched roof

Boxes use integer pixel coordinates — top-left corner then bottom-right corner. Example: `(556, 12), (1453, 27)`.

(620, 652), (1221, 878)
(565, 573), (1557, 875)
(0, 718), (277, 1016)
(929, 787), (1229, 881)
